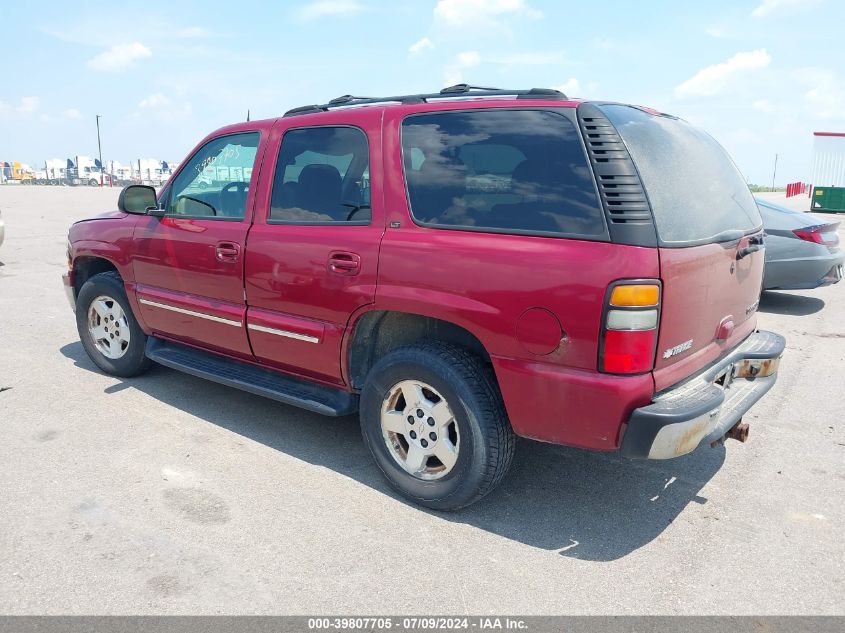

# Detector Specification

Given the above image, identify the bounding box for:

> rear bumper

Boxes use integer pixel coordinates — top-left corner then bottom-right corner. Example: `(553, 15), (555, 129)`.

(620, 330), (785, 459)
(763, 252), (843, 290)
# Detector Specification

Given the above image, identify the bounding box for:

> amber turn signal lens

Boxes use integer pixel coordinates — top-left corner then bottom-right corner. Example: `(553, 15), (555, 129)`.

(609, 284), (660, 307)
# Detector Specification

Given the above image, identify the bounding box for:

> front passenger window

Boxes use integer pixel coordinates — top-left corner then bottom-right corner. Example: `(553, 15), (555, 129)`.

(165, 132), (260, 220)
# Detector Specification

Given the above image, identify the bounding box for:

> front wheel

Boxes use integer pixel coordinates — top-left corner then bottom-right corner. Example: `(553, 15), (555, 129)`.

(75, 271), (151, 377)
(360, 343), (515, 510)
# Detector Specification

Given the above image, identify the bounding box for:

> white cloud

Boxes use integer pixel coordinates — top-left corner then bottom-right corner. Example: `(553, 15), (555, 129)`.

(177, 26), (209, 38)
(133, 96), (192, 123)
(444, 50), (481, 86)
(705, 26), (728, 38)
(139, 93), (171, 109)
(801, 69), (845, 120)
(298, 0), (365, 20)
(675, 49), (771, 98)
(87, 42), (152, 72)
(752, 0), (817, 18)
(456, 51), (481, 67)
(592, 37), (616, 50)
(17, 96), (40, 113)
(434, 0), (541, 27)
(493, 51), (566, 66)
(63, 108), (81, 119)
(753, 99), (774, 113)
(409, 37), (434, 56)
(554, 78), (580, 95)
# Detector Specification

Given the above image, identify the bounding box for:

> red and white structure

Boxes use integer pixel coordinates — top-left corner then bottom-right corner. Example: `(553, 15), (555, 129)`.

(811, 132), (845, 188)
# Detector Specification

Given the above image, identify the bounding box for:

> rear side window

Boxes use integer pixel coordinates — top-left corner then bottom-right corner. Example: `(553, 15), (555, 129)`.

(401, 110), (605, 237)
(269, 126), (370, 224)
(600, 105), (762, 245)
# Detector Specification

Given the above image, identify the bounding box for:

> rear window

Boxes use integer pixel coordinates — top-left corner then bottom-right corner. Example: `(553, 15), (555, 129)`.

(600, 105), (761, 245)
(401, 110), (605, 237)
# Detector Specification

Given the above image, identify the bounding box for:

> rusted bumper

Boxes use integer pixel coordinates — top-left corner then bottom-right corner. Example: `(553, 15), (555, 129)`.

(620, 330), (785, 459)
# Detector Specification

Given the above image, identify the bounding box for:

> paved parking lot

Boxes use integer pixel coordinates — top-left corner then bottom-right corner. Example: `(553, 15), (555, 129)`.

(0, 186), (843, 614)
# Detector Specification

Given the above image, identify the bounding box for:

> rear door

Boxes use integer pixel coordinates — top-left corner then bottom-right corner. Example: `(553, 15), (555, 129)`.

(599, 105), (765, 391)
(243, 111), (383, 384)
(132, 131), (263, 359)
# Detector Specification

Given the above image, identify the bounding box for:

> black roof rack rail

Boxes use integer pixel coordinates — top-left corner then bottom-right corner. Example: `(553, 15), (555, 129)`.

(284, 104), (325, 116)
(439, 83), (501, 94)
(328, 94), (375, 105)
(283, 87), (568, 117)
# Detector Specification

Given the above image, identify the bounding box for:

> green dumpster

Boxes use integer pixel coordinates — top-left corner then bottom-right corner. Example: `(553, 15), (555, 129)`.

(811, 186), (845, 213)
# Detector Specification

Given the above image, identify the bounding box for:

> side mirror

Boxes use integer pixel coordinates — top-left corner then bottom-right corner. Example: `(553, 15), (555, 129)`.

(117, 185), (158, 215)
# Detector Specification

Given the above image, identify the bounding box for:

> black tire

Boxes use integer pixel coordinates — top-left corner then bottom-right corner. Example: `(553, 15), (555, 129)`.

(360, 342), (515, 510)
(75, 271), (151, 377)
(88, 179), (99, 187)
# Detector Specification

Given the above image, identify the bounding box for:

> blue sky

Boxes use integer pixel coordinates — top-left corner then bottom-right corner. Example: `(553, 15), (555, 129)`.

(1, 0), (843, 184)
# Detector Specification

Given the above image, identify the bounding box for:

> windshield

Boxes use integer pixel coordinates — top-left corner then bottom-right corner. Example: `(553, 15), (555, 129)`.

(600, 105), (761, 246)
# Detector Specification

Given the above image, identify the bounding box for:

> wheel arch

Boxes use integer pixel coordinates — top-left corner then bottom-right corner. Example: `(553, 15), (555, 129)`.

(345, 309), (492, 390)
(72, 255), (120, 298)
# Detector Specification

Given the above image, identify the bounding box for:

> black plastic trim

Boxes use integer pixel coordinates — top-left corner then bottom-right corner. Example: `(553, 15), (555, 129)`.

(576, 103), (658, 248)
(145, 337), (358, 416)
(283, 87), (568, 117)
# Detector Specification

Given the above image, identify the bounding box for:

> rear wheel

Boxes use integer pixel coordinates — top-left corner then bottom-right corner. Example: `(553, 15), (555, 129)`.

(360, 343), (515, 510)
(75, 271), (151, 377)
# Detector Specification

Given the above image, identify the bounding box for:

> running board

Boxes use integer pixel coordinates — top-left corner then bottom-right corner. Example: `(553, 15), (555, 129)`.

(145, 337), (358, 417)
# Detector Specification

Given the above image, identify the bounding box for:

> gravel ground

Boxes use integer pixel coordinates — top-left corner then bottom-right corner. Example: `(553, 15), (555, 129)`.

(0, 186), (843, 614)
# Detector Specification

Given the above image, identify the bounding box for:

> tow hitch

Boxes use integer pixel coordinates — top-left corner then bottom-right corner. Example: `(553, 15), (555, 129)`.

(711, 420), (750, 447)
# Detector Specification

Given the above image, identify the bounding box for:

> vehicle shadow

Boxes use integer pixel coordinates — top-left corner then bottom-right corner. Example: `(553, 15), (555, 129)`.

(60, 341), (725, 562)
(759, 290), (825, 316)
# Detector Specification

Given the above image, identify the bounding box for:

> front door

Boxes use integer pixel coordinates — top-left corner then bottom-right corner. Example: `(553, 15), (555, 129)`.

(244, 112), (383, 384)
(132, 131), (264, 359)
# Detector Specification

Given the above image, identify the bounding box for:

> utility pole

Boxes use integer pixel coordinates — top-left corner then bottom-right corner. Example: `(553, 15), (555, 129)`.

(96, 115), (104, 187)
(771, 153), (778, 192)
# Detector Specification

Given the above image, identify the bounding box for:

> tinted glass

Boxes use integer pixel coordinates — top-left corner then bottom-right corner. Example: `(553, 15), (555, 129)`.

(600, 105), (762, 245)
(401, 110), (604, 236)
(270, 126), (370, 224)
(165, 133), (259, 220)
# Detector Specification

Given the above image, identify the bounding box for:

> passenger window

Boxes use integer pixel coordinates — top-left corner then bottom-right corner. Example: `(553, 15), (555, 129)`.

(269, 126), (370, 224)
(165, 132), (260, 220)
(401, 110), (605, 237)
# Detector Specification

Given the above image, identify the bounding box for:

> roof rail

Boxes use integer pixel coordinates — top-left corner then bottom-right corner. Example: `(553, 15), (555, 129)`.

(439, 83), (501, 94)
(283, 86), (568, 117)
(328, 94), (375, 105)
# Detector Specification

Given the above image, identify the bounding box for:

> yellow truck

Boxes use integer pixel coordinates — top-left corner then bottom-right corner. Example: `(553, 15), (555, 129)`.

(0, 161), (37, 184)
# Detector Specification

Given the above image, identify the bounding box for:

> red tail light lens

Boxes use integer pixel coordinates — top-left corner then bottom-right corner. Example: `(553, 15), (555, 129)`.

(600, 281), (661, 375)
(603, 329), (659, 373)
(793, 224), (840, 246)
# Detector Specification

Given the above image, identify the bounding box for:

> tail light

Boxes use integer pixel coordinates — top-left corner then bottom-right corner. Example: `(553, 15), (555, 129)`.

(600, 281), (661, 374)
(793, 223), (840, 247)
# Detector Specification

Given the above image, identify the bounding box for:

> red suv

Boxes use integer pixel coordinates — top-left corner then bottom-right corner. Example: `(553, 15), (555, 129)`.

(63, 85), (784, 509)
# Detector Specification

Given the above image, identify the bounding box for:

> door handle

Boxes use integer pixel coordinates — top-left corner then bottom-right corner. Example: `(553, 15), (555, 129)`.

(216, 242), (241, 263)
(328, 251), (361, 276)
(736, 233), (765, 260)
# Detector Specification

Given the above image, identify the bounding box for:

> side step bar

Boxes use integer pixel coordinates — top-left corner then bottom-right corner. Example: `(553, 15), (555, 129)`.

(145, 337), (358, 417)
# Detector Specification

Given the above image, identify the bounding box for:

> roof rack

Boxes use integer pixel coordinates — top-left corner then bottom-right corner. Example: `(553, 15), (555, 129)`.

(283, 85), (568, 117)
